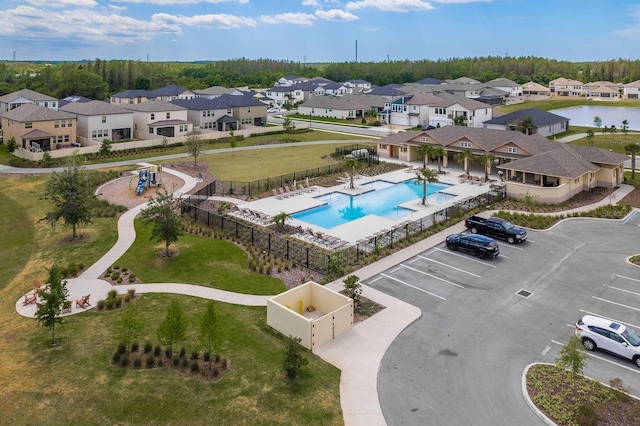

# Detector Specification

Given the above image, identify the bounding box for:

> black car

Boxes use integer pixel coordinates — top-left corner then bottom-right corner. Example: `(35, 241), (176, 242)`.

(445, 233), (500, 259)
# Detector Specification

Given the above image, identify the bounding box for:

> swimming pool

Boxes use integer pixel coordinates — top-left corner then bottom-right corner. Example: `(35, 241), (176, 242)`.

(292, 179), (454, 229)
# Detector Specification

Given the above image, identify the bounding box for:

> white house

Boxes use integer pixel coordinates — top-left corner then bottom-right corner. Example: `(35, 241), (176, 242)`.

(121, 100), (192, 139)
(549, 78), (584, 96)
(623, 80), (640, 99)
(0, 89), (58, 114)
(60, 100), (134, 142)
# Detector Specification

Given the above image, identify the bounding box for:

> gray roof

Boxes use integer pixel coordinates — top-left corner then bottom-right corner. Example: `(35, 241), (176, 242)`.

(172, 93), (264, 110)
(120, 100), (186, 112)
(0, 88), (57, 103)
(1, 103), (75, 121)
(151, 85), (190, 97)
(193, 86), (237, 96)
(58, 95), (93, 107)
(300, 95), (370, 110)
(415, 77), (444, 85)
(22, 129), (55, 139)
(60, 100), (132, 116)
(111, 89), (153, 99)
(484, 108), (569, 127)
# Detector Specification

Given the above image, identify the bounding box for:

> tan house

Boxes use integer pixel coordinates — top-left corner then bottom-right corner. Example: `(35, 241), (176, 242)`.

(583, 81), (620, 100)
(121, 100), (191, 139)
(0, 103), (76, 152)
(376, 126), (626, 204)
(623, 80), (640, 99)
(549, 78), (584, 96)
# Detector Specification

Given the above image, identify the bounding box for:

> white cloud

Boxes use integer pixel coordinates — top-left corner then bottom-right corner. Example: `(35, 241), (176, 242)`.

(315, 9), (358, 21)
(112, 0), (248, 4)
(302, 0), (320, 6)
(345, 0), (434, 12)
(260, 13), (317, 26)
(0, 6), (181, 43)
(24, 0), (98, 7)
(154, 13), (257, 29)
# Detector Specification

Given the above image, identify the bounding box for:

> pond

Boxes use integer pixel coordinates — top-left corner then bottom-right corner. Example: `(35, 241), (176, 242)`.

(550, 105), (640, 130)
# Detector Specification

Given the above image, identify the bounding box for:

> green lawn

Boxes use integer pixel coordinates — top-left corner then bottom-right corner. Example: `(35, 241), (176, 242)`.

(568, 132), (640, 154)
(0, 144), (345, 425)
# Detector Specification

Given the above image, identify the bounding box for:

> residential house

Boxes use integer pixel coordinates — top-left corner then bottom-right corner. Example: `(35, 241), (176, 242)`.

(376, 126), (625, 204)
(549, 78), (584, 96)
(58, 95), (93, 108)
(623, 80), (640, 99)
(172, 92), (266, 131)
(150, 85), (195, 102)
(314, 82), (348, 97)
(193, 86), (242, 99)
(298, 95), (370, 120)
(0, 89), (58, 114)
(522, 82), (551, 98)
(121, 100), (191, 139)
(60, 100), (134, 142)
(266, 82), (318, 106)
(0, 103), (76, 151)
(483, 108), (569, 137)
(110, 89), (153, 105)
(583, 81), (620, 100)
(344, 79), (371, 93)
(275, 75), (306, 87)
(414, 77), (444, 85)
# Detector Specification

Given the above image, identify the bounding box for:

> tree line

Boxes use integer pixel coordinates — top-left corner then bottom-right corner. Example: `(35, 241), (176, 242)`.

(3, 56), (640, 100)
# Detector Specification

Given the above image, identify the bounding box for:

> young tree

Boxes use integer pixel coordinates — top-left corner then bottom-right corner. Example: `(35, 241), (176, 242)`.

(42, 160), (95, 239)
(140, 185), (183, 256)
(342, 275), (362, 306)
(282, 117), (295, 141)
(6, 136), (18, 153)
(185, 130), (203, 166)
(282, 335), (308, 381)
(610, 124), (616, 141)
(601, 125), (608, 138)
(115, 307), (145, 355)
(199, 301), (217, 369)
(157, 299), (187, 357)
(622, 119), (629, 141)
(625, 143), (640, 180)
(342, 157), (362, 190)
(99, 139), (112, 155)
(556, 335), (589, 381)
(593, 116), (602, 131)
(586, 128), (595, 147)
(228, 129), (237, 156)
(414, 168), (439, 206)
(34, 263), (70, 346)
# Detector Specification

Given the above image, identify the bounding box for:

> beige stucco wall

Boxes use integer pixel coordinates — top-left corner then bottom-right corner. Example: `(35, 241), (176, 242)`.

(267, 281), (353, 351)
(1, 117), (77, 150)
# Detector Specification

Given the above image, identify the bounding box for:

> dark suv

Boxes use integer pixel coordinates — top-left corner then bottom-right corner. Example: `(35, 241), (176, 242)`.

(445, 233), (500, 259)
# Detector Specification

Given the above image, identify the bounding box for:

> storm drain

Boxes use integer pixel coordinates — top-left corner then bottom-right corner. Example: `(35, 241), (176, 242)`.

(516, 289), (532, 298)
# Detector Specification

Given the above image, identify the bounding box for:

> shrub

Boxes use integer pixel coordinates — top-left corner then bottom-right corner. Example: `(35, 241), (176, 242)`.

(120, 356), (129, 367)
(114, 296), (123, 308)
(67, 263), (79, 277)
(181, 358), (188, 368)
(105, 298), (114, 310)
(221, 358), (227, 369)
(117, 343), (127, 355)
(211, 366), (219, 377)
(144, 342), (152, 353)
(215, 353), (220, 362)
(122, 267), (128, 273)
(165, 348), (172, 358)
(97, 300), (105, 310)
(172, 356), (180, 366)
(133, 357), (142, 368)
(128, 276), (136, 283)
(146, 355), (155, 368)
(78, 263), (84, 271)
(203, 352), (210, 362)
(112, 352), (121, 364)
(190, 361), (199, 372)
(128, 288), (136, 297)
(117, 278), (122, 284)
(108, 289), (118, 298)
(111, 272), (120, 281)
(131, 342), (139, 353)
(191, 351), (199, 360)
(156, 358), (163, 367)
(154, 345), (162, 357)
(179, 347), (186, 358)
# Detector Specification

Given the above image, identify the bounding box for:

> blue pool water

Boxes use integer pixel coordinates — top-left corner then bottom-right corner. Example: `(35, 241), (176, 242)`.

(292, 179), (454, 229)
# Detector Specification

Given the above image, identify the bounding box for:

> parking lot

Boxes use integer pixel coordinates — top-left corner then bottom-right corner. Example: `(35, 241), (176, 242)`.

(366, 212), (640, 425)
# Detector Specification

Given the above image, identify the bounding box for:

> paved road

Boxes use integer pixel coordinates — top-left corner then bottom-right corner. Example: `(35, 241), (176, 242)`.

(369, 212), (640, 424)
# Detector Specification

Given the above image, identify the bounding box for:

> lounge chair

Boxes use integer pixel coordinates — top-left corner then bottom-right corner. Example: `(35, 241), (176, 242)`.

(75, 294), (91, 309)
(33, 280), (46, 293)
(272, 188), (279, 197)
(277, 187), (289, 198)
(23, 292), (37, 305)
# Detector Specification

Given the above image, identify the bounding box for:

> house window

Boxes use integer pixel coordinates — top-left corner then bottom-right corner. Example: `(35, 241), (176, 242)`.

(149, 127), (153, 134)
(508, 147), (517, 154)
(151, 113), (155, 120)
(57, 135), (63, 143)
(166, 112), (170, 119)
(202, 111), (206, 117)
(92, 130), (97, 138)
(68, 120), (72, 127)
(460, 141), (471, 148)
(129, 98), (133, 104)
(102, 115), (106, 123)
(380, 144), (388, 149)
(64, 135), (69, 142)
(25, 121), (32, 129)
(401, 146), (407, 152)
(61, 120), (66, 127)
(54, 121), (59, 128)
(421, 137), (428, 142)
(227, 109), (232, 114)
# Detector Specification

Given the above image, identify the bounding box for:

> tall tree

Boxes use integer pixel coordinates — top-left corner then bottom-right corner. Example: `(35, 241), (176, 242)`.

(480, 153), (497, 180)
(454, 148), (475, 175)
(34, 263), (70, 346)
(140, 186), (183, 256)
(414, 168), (439, 206)
(157, 299), (187, 357)
(625, 143), (640, 180)
(199, 301), (217, 369)
(42, 159), (95, 239)
(416, 143), (433, 169)
(185, 130), (203, 166)
(431, 146), (446, 173)
(342, 157), (363, 190)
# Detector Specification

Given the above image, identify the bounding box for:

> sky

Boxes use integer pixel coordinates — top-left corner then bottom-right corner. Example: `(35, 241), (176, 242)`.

(2, 0), (640, 63)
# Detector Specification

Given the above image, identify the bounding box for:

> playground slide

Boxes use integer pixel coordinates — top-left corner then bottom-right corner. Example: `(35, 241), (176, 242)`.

(135, 172), (148, 195)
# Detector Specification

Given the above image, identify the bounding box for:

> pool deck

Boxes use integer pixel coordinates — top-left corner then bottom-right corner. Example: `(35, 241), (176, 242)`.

(235, 164), (499, 246)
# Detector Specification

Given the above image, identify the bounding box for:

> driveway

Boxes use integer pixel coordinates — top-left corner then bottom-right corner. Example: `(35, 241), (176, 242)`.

(368, 212), (640, 424)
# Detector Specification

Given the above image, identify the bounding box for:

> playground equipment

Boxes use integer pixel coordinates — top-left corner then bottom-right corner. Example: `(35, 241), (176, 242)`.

(133, 165), (162, 195)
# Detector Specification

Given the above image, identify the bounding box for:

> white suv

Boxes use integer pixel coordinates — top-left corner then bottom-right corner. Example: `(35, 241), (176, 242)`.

(575, 315), (640, 367)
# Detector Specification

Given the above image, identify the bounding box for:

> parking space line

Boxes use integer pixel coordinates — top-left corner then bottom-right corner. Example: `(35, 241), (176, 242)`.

(431, 247), (497, 267)
(406, 258), (420, 265)
(380, 273), (447, 300)
(415, 255), (481, 278)
(502, 244), (524, 251)
(579, 309), (640, 331)
(615, 274), (640, 284)
(592, 296), (640, 313)
(368, 276), (383, 284)
(390, 266), (403, 273)
(551, 340), (640, 374)
(608, 285), (640, 298)
(498, 253), (510, 259)
(399, 264), (465, 288)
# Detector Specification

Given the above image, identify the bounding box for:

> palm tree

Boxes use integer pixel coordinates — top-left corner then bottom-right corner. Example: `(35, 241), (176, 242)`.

(622, 119), (629, 141)
(431, 146), (446, 173)
(343, 157), (362, 190)
(610, 124), (616, 141)
(517, 116), (534, 135)
(416, 143), (433, 169)
(452, 114), (467, 126)
(454, 148), (475, 175)
(414, 168), (439, 206)
(271, 212), (291, 228)
(625, 143), (640, 180)
(479, 153), (496, 180)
